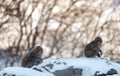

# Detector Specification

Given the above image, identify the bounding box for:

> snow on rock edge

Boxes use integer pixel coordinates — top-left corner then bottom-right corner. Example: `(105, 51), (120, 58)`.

(0, 57), (120, 76)
(32, 57), (120, 76)
(0, 67), (54, 76)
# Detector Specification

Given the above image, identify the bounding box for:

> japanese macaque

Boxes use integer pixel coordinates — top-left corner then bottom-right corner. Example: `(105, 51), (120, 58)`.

(22, 46), (43, 68)
(84, 37), (102, 57)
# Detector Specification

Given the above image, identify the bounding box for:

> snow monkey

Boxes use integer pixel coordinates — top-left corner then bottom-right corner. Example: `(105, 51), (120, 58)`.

(84, 37), (102, 57)
(22, 46), (43, 68)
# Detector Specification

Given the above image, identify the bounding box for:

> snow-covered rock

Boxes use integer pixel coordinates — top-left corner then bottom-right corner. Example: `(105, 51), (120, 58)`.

(0, 67), (54, 76)
(0, 57), (120, 76)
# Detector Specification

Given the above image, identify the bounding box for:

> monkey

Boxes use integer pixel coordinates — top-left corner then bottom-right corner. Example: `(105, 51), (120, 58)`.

(84, 37), (102, 57)
(21, 46), (43, 68)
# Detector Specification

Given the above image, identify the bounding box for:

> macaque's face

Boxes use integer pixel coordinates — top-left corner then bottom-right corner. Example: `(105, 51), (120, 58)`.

(35, 46), (43, 56)
(95, 37), (102, 46)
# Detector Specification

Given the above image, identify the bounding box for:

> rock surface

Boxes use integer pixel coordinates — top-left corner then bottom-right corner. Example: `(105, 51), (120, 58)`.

(0, 57), (120, 76)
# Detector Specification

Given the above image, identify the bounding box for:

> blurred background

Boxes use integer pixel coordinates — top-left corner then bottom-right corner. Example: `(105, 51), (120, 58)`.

(0, 0), (120, 70)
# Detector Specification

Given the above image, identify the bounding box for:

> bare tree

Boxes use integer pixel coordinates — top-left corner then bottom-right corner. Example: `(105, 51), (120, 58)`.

(0, 0), (120, 67)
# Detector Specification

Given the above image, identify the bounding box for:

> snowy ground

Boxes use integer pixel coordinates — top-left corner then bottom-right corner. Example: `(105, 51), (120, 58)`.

(0, 57), (120, 76)
(0, 67), (54, 76)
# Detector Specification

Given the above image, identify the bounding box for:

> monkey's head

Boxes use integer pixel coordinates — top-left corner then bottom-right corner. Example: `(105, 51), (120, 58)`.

(94, 37), (102, 46)
(33, 46), (43, 56)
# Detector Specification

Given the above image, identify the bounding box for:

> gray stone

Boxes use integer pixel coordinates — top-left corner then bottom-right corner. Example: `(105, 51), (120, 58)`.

(94, 68), (118, 76)
(45, 63), (54, 69)
(107, 68), (118, 75)
(94, 71), (107, 76)
(53, 66), (82, 76)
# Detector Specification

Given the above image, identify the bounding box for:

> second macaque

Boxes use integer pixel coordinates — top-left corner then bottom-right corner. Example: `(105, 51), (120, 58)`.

(22, 46), (43, 68)
(84, 37), (103, 57)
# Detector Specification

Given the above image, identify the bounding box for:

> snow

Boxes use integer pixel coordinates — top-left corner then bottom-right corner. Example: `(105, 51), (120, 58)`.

(33, 57), (120, 75)
(0, 57), (120, 76)
(0, 67), (54, 76)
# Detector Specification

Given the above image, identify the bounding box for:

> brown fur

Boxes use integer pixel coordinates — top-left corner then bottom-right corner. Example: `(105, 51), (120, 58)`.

(22, 46), (43, 68)
(84, 37), (102, 57)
